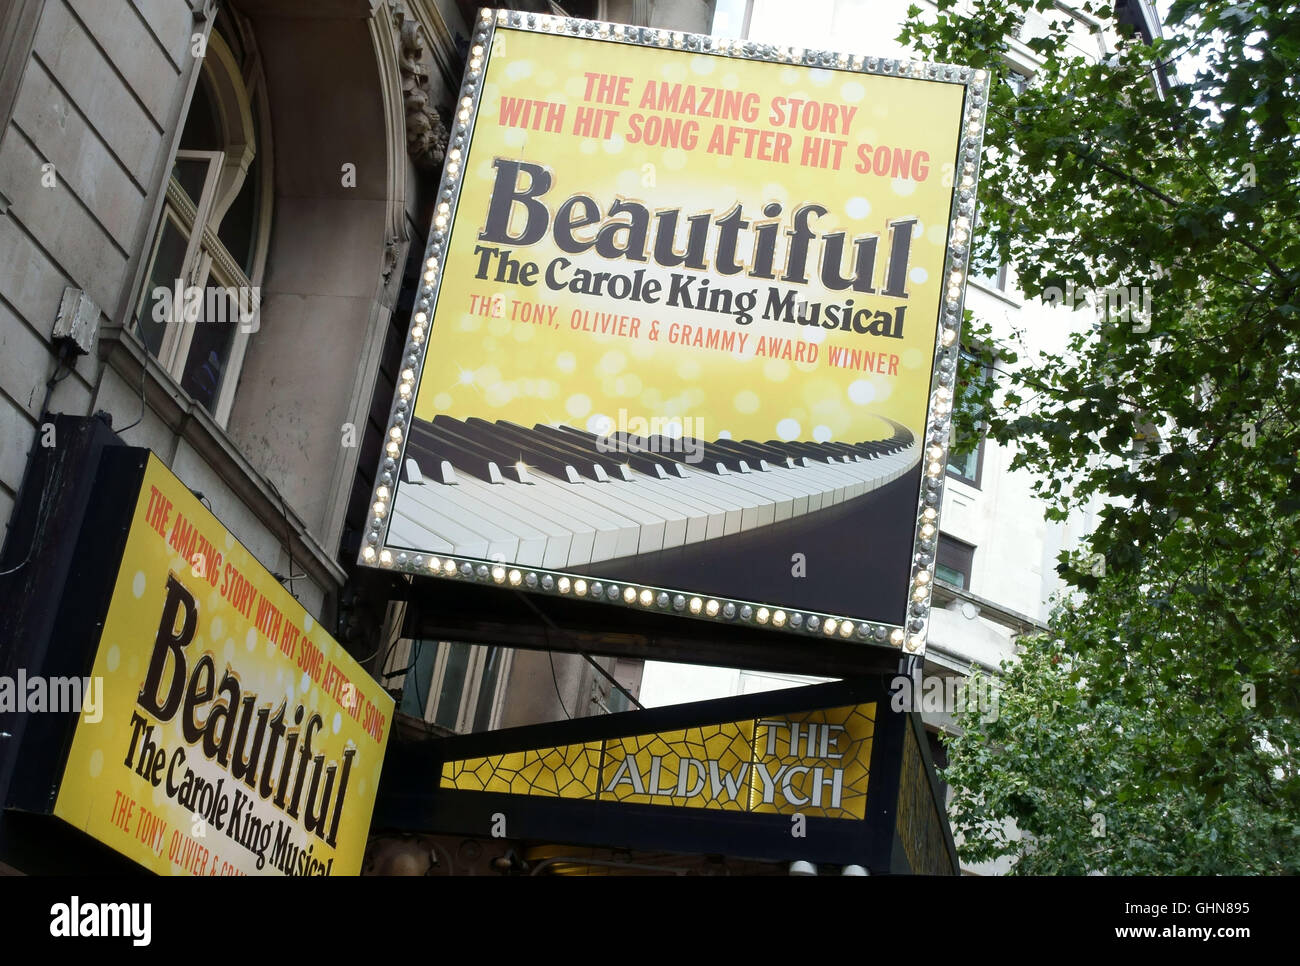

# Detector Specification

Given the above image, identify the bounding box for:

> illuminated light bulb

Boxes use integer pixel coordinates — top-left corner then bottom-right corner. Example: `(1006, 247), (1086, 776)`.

(907, 635), (925, 652)
(917, 571), (932, 584)
(926, 446), (944, 461)
(508, 569), (522, 586)
(890, 628), (904, 645)
(411, 326), (425, 343)
(389, 427), (403, 440)
(434, 216), (447, 229)
(471, 45), (483, 56)
(773, 610), (787, 627)
(414, 312), (427, 324)
(443, 558), (456, 575)
(376, 485), (390, 501)
(401, 368), (415, 382)
(426, 257), (439, 269)
(574, 579), (588, 596)
(824, 618), (838, 636)
(428, 556), (441, 570)
(941, 330), (957, 347)
(398, 382), (412, 397)
(756, 607), (770, 624)
(689, 597), (703, 614)
(923, 508), (938, 522)
(490, 566), (505, 584)
(920, 523), (936, 539)
(912, 586), (928, 601)
(558, 577), (571, 594)
(623, 586), (636, 603)
(361, 546), (376, 562)
(705, 599), (720, 617)
(839, 621), (854, 638)
(927, 461), (943, 477)
(480, 8), (491, 19)
(372, 501), (386, 517)
(385, 441), (400, 457)
(639, 589), (653, 606)
(378, 550), (392, 566)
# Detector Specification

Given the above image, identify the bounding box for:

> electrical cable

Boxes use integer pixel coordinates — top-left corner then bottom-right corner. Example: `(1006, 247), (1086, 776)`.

(547, 651), (571, 720)
(115, 347), (151, 434)
(513, 590), (645, 711)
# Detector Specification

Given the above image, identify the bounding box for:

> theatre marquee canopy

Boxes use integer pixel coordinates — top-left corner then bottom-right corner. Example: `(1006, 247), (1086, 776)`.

(359, 9), (988, 660)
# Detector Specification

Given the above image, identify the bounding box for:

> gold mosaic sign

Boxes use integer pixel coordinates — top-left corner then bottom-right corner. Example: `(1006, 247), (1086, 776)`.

(440, 702), (874, 819)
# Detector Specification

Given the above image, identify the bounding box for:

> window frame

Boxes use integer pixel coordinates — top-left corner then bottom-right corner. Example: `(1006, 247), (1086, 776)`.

(946, 346), (991, 488)
(935, 533), (976, 590)
(394, 639), (514, 733)
(129, 23), (270, 428)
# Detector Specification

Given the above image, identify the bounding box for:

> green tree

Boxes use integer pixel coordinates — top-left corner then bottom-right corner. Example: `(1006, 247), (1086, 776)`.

(899, 0), (1300, 873)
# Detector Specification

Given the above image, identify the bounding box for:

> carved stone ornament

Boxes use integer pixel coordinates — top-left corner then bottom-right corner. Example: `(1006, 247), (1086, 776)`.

(392, 5), (449, 171)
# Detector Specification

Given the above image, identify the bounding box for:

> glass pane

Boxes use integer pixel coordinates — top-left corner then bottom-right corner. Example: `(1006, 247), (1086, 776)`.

(968, 205), (1004, 290)
(134, 217), (189, 358)
(471, 647), (504, 732)
(935, 562), (966, 589)
(172, 159), (209, 206)
(178, 284), (242, 414)
(433, 642), (473, 730)
(398, 640), (437, 718)
(217, 149), (260, 275)
(179, 76), (220, 152)
(946, 427), (979, 481)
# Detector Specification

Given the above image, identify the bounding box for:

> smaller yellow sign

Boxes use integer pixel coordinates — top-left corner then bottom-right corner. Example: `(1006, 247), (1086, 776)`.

(53, 455), (394, 875)
(441, 702), (874, 819)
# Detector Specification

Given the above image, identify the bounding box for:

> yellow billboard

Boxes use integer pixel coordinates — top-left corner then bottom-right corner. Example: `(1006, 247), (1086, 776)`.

(53, 456), (393, 876)
(364, 11), (987, 652)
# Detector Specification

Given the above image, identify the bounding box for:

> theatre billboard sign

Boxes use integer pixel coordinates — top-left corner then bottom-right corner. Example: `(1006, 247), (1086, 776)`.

(0, 431), (393, 877)
(359, 10), (988, 657)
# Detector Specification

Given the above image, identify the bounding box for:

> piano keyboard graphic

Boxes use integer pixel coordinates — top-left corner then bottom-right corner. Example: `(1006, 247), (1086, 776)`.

(388, 415), (920, 569)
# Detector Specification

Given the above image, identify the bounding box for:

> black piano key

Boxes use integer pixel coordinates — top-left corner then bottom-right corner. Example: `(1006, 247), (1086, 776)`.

(530, 424), (636, 481)
(711, 438), (799, 469)
(646, 436), (747, 475)
(410, 418), (530, 484)
(455, 416), (588, 483)
(774, 439), (842, 465)
(555, 426), (689, 480)
(430, 416), (545, 484)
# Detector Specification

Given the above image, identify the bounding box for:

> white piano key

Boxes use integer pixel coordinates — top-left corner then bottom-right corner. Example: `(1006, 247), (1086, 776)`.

(395, 484), (532, 564)
(521, 471), (652, 560)
(449, 474), (587, 568)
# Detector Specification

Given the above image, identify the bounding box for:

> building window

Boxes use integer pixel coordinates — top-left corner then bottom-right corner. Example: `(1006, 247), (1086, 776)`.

(395, 640), (512, 733)
(935, 534), (976, 590)
(131, 12), (271, 426)
(947, 347), (989, 487)
(968, 203), (1008, 292)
